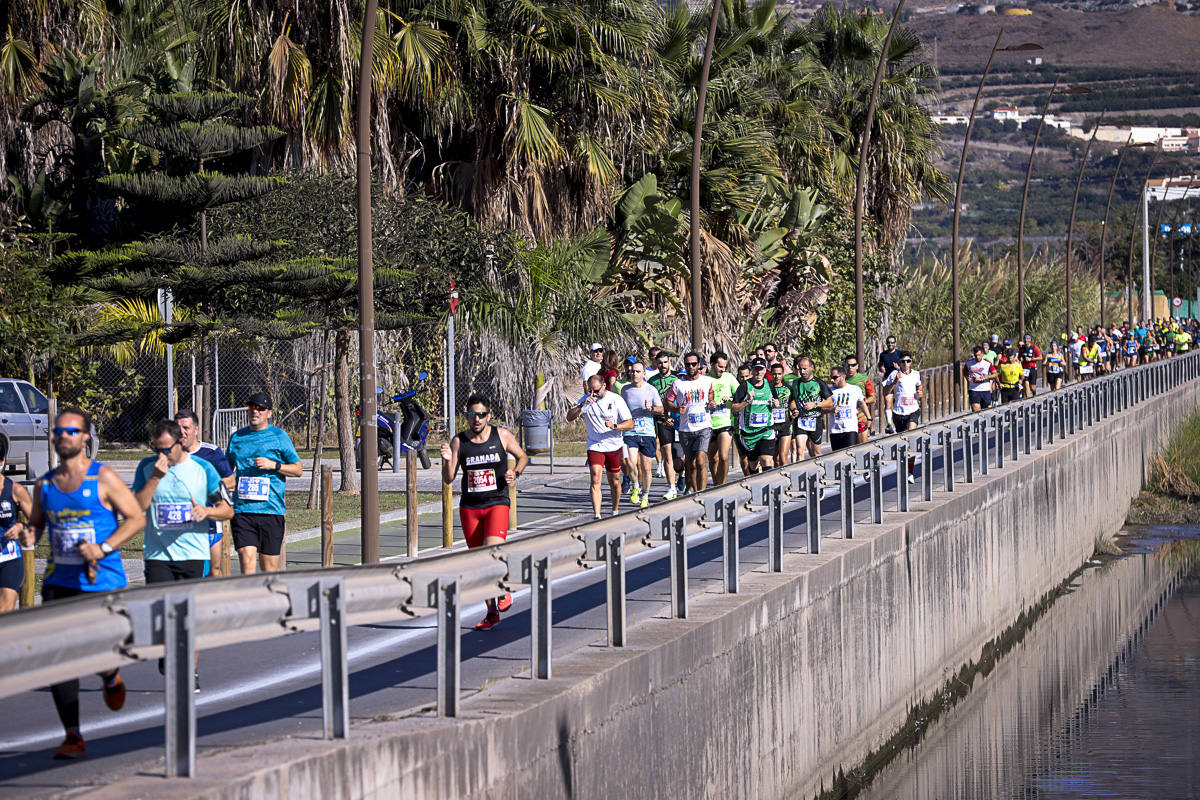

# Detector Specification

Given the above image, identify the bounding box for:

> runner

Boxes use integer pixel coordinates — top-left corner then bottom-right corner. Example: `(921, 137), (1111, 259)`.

(567, 375), (633, 518)
(21, 407), (145, 759)
(733, 362), (753, 475)
(1019, 334), (1042, 398)
(225, 393), (302, 575)
(1068, 334), (1083, 378)
(707, 351), (739, 486)
(877, 336), (901, 431)
(844, 355), (876, 444)
(1123, 331), (1140, 368)
(620, 361), (663, 508)
(132, 419), (231, 689)
(648, 351), (680, 500)
(763, 343), (789, 373)
(965, 346), (997, 411)
(175, 409), (235, 576)
(440, 394), (529, 630)
(0, 441), (33, 613)
(1043, 342), (1067, 391)
(663, 352), (715, 494)
(614, 357), (636, 496)
(997, 350), (1024, 403)
(790, 357), (832, 461)
(730, 358), (778, 474)
(1078, 335), (1101, 380)
(581, 343), (604, 394)
(813, 366), (868, 452)
(769, 362), (795, 467)
(881, 351), (921, 482)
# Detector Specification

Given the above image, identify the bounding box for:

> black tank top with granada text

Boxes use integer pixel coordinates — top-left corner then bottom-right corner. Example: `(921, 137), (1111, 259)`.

(457, 426), (509, 509)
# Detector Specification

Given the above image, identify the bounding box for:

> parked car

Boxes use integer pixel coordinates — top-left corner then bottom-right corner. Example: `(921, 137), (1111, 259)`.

(0, 379), (97, 480)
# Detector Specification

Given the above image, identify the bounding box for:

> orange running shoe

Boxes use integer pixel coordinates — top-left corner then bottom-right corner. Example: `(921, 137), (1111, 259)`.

(102, 673), (126, 711)
(53, 731), (86, 760)
(474, 612), (501, 631)
(496, 593), (513, 613)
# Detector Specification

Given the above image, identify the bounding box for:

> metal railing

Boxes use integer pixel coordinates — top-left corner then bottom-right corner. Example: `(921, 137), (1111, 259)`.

(2, 351), (1197, 778)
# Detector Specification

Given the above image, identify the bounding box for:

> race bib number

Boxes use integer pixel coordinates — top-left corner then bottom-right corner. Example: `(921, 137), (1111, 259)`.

(0, 539), (19, 564)
(771, 408), (788, 425)
(687, 412), (706, 426)
(155, 502), (193, 529)
(633, 415), (656, 436)
(1022, 369), (1031, 378)
(897, 396), (917, 413)
(1079, 364), (1094, 375)
(238, 476), (271, 502)
(835, 407), (854, 423)
(749, 411), (770, 427)
(797, 416), (817, 432)
(466, 468), (498, 493)
(1049, 365), (1063, 373)
(52, 524), (95, 566)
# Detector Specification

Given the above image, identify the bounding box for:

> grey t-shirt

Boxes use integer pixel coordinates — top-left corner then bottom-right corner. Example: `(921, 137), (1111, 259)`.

(621, 384), (662, 437)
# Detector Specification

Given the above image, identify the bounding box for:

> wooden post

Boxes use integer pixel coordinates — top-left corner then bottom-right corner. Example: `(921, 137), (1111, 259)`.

(20, 548), (34, 607)
(406, 449), (418, 557)
(321, 465), (334, 567)
(220, 522), (231, 576)
(442, 476), (453, 550)
(508, 457), (518, 531)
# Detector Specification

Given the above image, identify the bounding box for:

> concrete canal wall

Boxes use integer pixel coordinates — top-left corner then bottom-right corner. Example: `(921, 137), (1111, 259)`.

(89, 376), (1200, 800)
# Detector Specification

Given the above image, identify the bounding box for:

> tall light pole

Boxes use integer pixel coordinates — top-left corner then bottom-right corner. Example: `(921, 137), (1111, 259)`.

(690, 0), (722, 353)
(1063, 109), (1106, 341)
(1126, 154), (1176, 324)
(950, 33), (1041, 409)
(1016, 80), (1091, 338)
(854, 0), (908, 366)
(356, 0), (380, 564)
(1097, 134), (1145, 326)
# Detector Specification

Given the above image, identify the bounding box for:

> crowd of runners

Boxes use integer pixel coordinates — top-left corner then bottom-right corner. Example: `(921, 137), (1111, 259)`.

(2, 316), (1198, 753)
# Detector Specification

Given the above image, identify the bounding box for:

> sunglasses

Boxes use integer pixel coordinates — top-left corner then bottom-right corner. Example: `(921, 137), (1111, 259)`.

(155, 441), (180, 456)
(901, 358), (912, 363)
(247, 404), (269, 412)
(52, 426), (83, 437)
(466, 410), (490, 419)
(846, 362), (858, 368)
(684, 361), (700, 367)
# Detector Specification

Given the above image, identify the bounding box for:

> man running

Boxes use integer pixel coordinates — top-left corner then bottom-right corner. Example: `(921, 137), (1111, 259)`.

(441, 394), (529, 630)
(707, 351), (739, 486)
(21, 407), (145, 759)
(175, 409), (235, 576)
(877, 336), (902, 382)
(133, 419), (232, 689)
(881, 352), (921, 482)
(965, 346), (997, 411)
(649, 351), (681, 500)
(844, 355), (876, 443)
(1019, 334), (1042, 398)
(1078, 335), (1101, 380)
(226, 393), (302, 574)
(769, 362), (795, 466)
(0, 442), (33, 613)
(568, 375), (633, 518)
(997, 350), (1023, 403)
(621, 361), (663, 508)
(812, 366), (868, 452)
(663, 352), (715, 494)
(790, 357), (831, 461)
(730, 358), (778, 473)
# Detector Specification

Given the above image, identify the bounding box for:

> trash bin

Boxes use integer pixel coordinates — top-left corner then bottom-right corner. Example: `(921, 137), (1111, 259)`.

(522, 409), (553, 454)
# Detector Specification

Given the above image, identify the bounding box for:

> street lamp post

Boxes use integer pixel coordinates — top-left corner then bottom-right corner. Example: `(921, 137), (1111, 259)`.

(689, 0), (722, 353)
(1063, 109), (1106, 340)
(1097, 134), (1145, 326)
(950, 32), (1041, 409)
(1126, 154), (1175, 323)
(854, 0), (907, 369)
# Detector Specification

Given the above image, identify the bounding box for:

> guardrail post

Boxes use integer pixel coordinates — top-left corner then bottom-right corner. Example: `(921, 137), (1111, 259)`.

(937, 429), (955, 491)
(437, 579), (460, 717)
(919, 434), (933, 502)
(606, 533), (626, 646)
(992, 415), (1004, 470)
(669, 517), (688, 617)
(526, 555), (552, 679)
(164, 593), (196, 778)
(976, 417), (989, 476)
(869, 451), (883, 523)
(890, 441), (909, 512)
(805, 471), (821, 554)
(722, 498), (740, 593)
(1067, 391), (1077, 435)
(1008, 409), (1019, 462)
(767, 484), (784, 572)
(958, 424), (973, 484)
(319, 578), (349, 739)
(1021, 404), (1032, 455)
(1035, 401), (1044, 450)
(838, 461), (854, 539)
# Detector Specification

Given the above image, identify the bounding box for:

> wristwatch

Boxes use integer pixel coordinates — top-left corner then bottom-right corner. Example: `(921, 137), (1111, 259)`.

(100, 542), (114, 555)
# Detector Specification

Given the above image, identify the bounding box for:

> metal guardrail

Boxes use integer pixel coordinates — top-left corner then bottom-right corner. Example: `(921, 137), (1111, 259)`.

(2, 351), (1197, 778)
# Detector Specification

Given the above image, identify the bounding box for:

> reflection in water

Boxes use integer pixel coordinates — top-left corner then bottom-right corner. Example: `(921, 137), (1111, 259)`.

(855, 528), (1200, 800)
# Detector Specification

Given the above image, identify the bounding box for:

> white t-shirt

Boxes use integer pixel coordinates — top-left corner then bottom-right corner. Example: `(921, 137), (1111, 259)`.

(666, 376), (715, 432)
(620, 383), (662, 437)
(581, 359), (601, 385)
(966, 359), (993, 392)
(830, 384), (865, 435)
(577, 392), (631, 453)
(883, 369), (921, 415)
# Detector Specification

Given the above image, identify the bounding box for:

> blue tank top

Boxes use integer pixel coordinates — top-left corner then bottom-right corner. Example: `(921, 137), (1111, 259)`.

(41, 461), (126, 592)
(0, 478), (19, 564)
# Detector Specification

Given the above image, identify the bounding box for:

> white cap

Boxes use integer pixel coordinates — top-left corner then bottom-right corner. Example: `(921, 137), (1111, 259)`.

(990, 334), (999, 343)
(590, 342), (603, 351)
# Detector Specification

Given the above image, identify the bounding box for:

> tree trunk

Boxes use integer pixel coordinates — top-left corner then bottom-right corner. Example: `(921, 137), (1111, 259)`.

(306, 330), (333, 509)
(334, 328), (360, 494)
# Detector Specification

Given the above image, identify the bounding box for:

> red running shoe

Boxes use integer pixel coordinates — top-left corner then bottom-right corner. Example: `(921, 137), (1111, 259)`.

(496, 593), (513, 613)
(53, 731), (86, 760)
(102, 673), (125, 711)
(474, 612), (501, 631)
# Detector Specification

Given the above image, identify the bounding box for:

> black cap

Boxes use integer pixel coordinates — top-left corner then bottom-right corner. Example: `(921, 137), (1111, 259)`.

(750, 358), (768, 369)
(247, 392), (273, 410)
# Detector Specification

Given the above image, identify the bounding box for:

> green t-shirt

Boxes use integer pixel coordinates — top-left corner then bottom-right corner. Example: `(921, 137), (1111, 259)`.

(710, 372), (739, 430)
(769, 381), (792, 427)
(734, 380), (776, 439)
(791, 377), (832, 419)
(648, 372), (677, 421)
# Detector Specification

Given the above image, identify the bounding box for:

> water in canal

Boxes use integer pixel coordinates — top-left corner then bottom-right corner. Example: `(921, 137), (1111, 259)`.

(853, 526), (1200, 800)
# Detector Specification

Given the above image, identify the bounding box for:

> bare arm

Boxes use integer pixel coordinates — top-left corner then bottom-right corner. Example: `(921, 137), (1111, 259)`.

(440, 436), (460, 484)
(499, 428), (530, 479)
(192, 497), (233, 522)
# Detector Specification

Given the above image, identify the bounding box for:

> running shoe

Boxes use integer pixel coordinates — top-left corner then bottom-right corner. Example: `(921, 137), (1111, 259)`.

(52, 731), (86, 760)
(655, 462), (665, 478)
(621, 475), (631, 494)
(475, 612), (501, 631)
(663, 487), (678, 501)
(496, 593), (513, 613)
(610, 509), (619, 517)
(640, 495), (650, 509)
(102, 673), (126, 711)
(630, 487), (641, 505)
(593, 514), (602, 521)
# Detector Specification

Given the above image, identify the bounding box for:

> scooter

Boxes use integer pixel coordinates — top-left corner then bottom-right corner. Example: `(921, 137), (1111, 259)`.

(355, 371), (432, 470)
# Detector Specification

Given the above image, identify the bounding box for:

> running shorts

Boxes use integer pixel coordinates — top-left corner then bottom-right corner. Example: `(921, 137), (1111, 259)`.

(587, 449), (623, 473)
(678, 429), (712, 457)
(0, 557), (23, 592)
(654, 421), (676, 445)
(739, 432), (775, 461)
(891, 410), (921, 429)
(144, 559), (207, 583)
(460, 505), (509, 548)
(793, 416), (825, 444)
(230, 513), (286, 556)
(624, 434), (656, 458)
(1000, 387), (1021, 404)
(969, 390), (992, 407)
(830, 432), (857, 451)
(773, 422), (792, 440)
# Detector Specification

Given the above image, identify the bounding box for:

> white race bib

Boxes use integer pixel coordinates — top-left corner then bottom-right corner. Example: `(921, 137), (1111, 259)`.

(771, 408), (788, 425)
(687, 412), (706, 425)
(633, 415), (656, 436)
(466, 469), (498, 493)
(0, 540), (20, 564)
(749, 411), (770, 427)
(897, 396), (917, 413)
(52, 524), (95, 565)
(154, 502), (193, 529)
(1079, 364), (1094, 375)
(238, 476), (271, 502)
(1022, 368), (1031, 378)
(797, 417), (817, 432)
